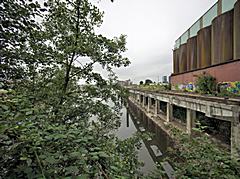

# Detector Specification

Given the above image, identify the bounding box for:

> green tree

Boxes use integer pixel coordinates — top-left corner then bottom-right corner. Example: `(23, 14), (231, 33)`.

(145, 79), (153, 85)
(0, 0), (50, 81)
(0, 0), (142, 178)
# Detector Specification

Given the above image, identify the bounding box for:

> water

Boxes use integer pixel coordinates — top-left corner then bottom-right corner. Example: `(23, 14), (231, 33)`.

(115, 102), (172, 175)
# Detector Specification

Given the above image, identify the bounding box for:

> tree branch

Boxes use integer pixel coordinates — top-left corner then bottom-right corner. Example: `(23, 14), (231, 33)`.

(59, 0), (81, 106)
(69, 61), (96, 79)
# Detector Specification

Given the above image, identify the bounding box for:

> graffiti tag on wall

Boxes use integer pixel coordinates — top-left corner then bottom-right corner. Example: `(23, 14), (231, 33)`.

(218, 81), (240, 95)
(174, 81), (240, 95)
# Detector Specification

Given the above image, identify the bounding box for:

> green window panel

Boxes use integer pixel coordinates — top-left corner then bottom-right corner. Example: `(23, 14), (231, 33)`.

(181, 30), (189, 44)
(203, 3), (218, 28)
(174, 38), (181, 49)
(222, 0), (237, 13)
(190, 20), (200, 38)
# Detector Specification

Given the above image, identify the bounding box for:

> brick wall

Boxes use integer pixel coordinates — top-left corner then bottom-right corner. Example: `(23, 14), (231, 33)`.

(170, 60), (240, 85)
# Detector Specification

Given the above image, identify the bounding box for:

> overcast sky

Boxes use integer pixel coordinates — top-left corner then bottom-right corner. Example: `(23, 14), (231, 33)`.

(93, 0), (216, 83)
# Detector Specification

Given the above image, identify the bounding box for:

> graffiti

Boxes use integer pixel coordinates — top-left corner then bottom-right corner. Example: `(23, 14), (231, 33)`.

(174, 82), (196, 92)
(186, 82), (195, 92)
(174, 81), (240, 95)
(218, 81), (240, 95)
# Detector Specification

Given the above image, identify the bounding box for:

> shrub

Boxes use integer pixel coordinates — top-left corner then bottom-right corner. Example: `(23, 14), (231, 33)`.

(195, 73), (217, 94)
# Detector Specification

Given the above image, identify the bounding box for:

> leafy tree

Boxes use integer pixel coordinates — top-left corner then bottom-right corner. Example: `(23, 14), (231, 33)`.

(139, 81), (143, 85)
(145, 79), (153, 85)
(0, 0), (142, 178)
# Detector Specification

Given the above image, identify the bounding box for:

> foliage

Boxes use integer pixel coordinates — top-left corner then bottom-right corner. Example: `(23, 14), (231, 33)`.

(0, 0), (142, 178)
(145, 79), (153, 85)
(165, 83), (171, 90)
(139, 81), (143, 85)
(138, 84), (169, 91)
(174, 84), (180, 91)
(147, 163), (166, 179)
(0, 0), (43, 81)
(0, 88), (144, 178)
(195, 73), (217, 94)
(151, 125), (240, 178)
(0, 90), (142, 177)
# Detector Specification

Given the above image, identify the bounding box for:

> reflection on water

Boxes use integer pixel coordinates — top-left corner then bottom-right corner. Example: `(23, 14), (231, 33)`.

(115, 101), (171, 175)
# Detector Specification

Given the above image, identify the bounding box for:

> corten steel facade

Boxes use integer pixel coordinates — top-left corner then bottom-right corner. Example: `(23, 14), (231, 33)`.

(170, 0), (240, 86)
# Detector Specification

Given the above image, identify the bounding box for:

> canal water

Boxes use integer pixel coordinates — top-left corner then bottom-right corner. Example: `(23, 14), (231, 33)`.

(115, 101), (172, 175)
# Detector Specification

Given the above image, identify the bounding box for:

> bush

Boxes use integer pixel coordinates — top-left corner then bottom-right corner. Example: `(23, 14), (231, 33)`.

(171, 128), (240, 178)
(149, 126), (240, 178)
(196, 73), (217, 94)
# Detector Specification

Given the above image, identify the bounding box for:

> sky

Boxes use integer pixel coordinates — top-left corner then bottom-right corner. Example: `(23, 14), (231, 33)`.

(93, 0), (216, 83)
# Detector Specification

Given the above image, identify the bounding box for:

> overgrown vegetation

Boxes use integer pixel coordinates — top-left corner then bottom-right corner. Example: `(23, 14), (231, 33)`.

(138, 83), (170, 91)
(151, 126), (240, 178)
(171, 127), (240, 178)
(195, 73), (217, 94)
(0, 0), (142, 178)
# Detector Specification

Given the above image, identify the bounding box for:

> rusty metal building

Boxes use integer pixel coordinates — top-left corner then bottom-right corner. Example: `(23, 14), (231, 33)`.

(171, 0), (240, 85)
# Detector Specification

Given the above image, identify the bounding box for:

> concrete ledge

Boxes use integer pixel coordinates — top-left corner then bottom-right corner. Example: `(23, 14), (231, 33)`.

(130, 89), (240, 122)
(129, 89), (240, 159)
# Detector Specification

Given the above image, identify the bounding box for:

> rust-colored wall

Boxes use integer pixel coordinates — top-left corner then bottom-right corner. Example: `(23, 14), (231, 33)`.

(173, 49), (179, 74)
(211, 10), (234, 65)
(187, 37), (197, 71)
(234, 0), (240, 60)
(170, 60), (240, 85)
(197, 26), (211, 68)
(179, 44), (187, 73)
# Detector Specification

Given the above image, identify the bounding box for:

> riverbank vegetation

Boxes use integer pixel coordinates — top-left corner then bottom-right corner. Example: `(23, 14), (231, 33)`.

(0, 0), (143, 178)
(149, 124), (240, 178)
(170, 127), (240, 178)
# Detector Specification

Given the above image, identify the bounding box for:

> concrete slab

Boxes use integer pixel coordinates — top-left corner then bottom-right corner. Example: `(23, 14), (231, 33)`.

(150, 145), (162, 157)
(139, 127), (146, 132)
(161, 161), (175, 179)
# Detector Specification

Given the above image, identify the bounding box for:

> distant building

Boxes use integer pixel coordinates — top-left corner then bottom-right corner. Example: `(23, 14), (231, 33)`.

(162, 76), (168, 83)
(170, 0), (240, 90)
(117, 79), (132, 86)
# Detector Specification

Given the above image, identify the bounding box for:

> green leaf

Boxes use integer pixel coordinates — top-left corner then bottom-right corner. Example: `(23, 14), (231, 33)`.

(69, 151), (81, 158)
(65, 166), (79, 175)
(1, 104), (9, 111)
(45, 156), (58, 164)
(110, 166), (119, 172)
(20, 157), (28, 161)
(76, 175), (89, 179)
(98, 151), (109, 158)
(0, 89), (8, 94)
(26, 110), (33, 115)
